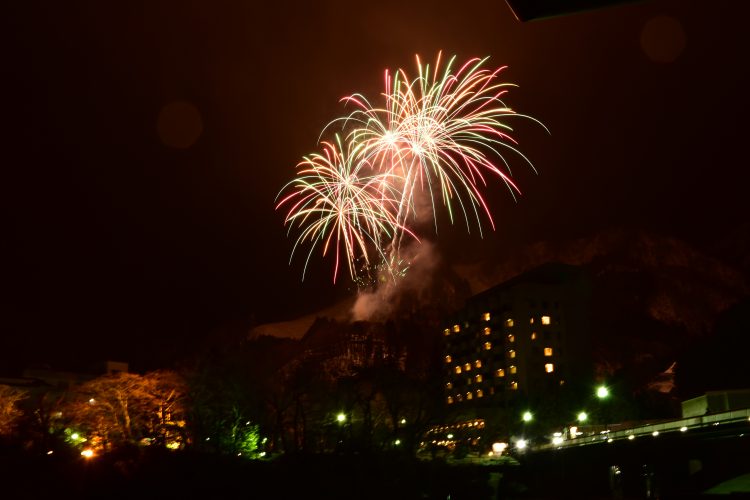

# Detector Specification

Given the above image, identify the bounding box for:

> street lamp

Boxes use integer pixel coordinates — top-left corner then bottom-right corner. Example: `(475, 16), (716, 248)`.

(596, 386), (610, 433)
(577, 411), (588, 423)
(522, 411), (533, 422)
(336, 412), (346, 424)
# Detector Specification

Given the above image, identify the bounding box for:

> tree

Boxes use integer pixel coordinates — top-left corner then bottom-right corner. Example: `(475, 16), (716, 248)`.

(0, 385), (27, 437)
(676, 299), (750, 398)
(63, 371), (187, 451)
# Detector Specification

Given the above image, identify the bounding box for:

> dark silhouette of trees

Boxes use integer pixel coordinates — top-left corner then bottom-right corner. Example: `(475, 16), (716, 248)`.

(676, 299), (750, 399)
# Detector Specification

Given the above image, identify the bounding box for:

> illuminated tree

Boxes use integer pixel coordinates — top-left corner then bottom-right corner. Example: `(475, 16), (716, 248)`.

(0, 385), (27, 436)
(63, 371), (187, 450)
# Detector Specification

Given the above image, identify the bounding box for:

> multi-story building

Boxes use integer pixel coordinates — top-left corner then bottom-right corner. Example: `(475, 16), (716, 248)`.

(441, 262), (592, 407)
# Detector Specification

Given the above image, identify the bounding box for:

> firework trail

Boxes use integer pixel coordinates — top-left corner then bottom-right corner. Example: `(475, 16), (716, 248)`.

(277, 53), (546, 284)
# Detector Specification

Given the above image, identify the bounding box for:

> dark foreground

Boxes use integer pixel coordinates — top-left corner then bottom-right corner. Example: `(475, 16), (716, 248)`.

(1, 447), (747, 500)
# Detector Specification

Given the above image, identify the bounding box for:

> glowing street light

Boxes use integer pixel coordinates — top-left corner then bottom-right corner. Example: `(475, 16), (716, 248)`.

(577, 411), (588, 423)
(596, 386), (609, 399)
(522, 411), (533, 422)
(516, 439), (528, 450)
(336, 413), (346, 424)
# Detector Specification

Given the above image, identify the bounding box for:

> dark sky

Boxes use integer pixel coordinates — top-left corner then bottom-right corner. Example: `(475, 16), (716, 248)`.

(3, 0), (749, 372)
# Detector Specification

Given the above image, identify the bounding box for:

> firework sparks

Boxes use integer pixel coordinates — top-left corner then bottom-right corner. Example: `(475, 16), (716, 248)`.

(278, 53), (546, 284)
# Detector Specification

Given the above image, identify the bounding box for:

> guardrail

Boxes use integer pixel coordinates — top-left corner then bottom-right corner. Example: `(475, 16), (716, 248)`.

(535, 407), (750, 451)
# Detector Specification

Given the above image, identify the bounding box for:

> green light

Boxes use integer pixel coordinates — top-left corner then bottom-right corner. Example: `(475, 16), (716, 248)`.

(336, 413), (346, 423)
(522, 411), (533, 422)
(577, 411), (588, 422)
(596, 386), (609, 399)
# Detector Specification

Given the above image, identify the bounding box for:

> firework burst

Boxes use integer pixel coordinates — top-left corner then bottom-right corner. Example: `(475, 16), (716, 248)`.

(278, 53), (546, 284)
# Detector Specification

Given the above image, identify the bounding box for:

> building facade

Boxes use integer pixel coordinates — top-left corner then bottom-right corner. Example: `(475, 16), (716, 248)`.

(441, 263), (593, 407)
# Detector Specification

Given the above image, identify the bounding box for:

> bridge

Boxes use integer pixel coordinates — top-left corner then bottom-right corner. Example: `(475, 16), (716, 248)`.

(512, 408), (750, 498)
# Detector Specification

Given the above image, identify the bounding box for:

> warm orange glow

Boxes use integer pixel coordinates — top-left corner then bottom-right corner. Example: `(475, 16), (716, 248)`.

(474, 359), (482, 368)
(544, 347), (553, 357)
(475, 374), (483, 383)
(545, 363), (554, 373)
(510, 381), (518, 390)
(482, 312), (491, 321)
(541, 315), (551, 325)
(505, 318), (514, 327)
(530, 332), (537, 340)
(484, 342), (492, 350)
(454, 366), (462, 374)
(445, 355), (452, 363)
(81, 449), (95, 459)
(510, 365), (517, 374)
(496, 368), (505, 377)
(453, 324), (461, 332)
(464, 362), (472, 371)
(483, 327), (491, 335)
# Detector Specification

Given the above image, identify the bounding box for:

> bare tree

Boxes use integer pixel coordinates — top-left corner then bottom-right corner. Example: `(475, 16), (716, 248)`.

(0, 385), (27, 436)
(64, 371), (187, 450)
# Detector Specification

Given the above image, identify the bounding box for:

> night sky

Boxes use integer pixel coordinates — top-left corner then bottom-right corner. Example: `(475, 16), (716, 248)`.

(4, 0), (749, 373)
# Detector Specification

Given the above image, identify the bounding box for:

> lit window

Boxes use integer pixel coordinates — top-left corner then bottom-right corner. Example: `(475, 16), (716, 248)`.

(466, 392), (473, 400)
(446, 382), (453, 390)
(443, 328), (450, 336)
(505, 318), (514, 327)
(483, 327), (491, 336)
(510, 365), (517, 374)
(530, 317), (535, 325)
(476, 389), (484, 398)
(447, 396), (454, 404)
(496, 368), (505, 378)
(456, 394), (463, 402)
(510, 381), (518, 390)
(475, 374), (483, 383)
(445, 355), (452, 363)
(508, 350), (516, 359)
(530, 332), (537, 340)
(464, 363), (472, 371)
(544, 347), (553, 357)
(484, 342), (492, 351)
(541, 316), (551, 325)
(507, 334), (515, 343)
(453, 324), (461, 332)
(545, 363), (554, 373)
(455, 366), (462, 374)
(474, 360), (482, 368)
(482, 312), (491, 321)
